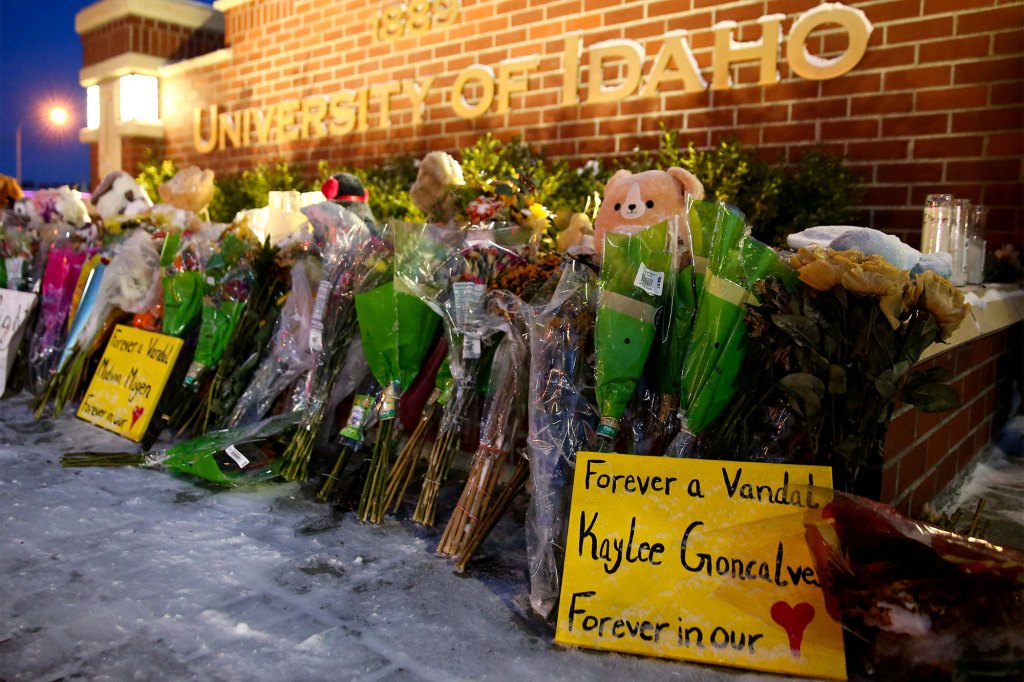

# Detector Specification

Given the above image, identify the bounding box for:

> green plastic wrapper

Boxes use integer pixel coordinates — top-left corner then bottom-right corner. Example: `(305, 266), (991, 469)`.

(185, 265), (255, 387)
(685, 236), (796, 434)
(160, 232), (207, 337)
(678, 204), (749, 434)
(355, 277), (440, 419)
(595, 220), (674, 441)
(160, 412), (300, 486)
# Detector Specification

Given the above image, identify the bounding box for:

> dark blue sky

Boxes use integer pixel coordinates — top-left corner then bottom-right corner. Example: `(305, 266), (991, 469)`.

(0, 0), (213, 190)
(1, 0), (92, 189)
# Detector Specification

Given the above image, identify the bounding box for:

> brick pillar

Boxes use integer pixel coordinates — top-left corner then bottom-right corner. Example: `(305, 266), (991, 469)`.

(75, 0), (224, 186)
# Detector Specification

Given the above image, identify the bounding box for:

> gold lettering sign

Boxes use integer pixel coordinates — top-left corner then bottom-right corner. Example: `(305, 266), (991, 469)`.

(193, 3), (874, 152)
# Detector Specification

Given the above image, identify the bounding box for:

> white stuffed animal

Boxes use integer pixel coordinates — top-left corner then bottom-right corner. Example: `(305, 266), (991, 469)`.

(91, 170), (153, 220)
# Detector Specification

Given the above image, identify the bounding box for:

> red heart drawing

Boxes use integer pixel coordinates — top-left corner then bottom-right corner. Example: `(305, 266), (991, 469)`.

(771, 601), (815, 655)
(130, 405), (144, 429)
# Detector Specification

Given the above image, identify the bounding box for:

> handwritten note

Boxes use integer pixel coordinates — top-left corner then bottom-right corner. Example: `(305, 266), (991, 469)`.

(556, 453), (846, 680)
(0, 289), (37, 395)
(76, 325), (183, 441)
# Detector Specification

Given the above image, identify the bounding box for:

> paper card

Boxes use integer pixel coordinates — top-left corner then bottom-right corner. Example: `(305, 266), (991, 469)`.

(556, 453), (846, 680)
(0, 289), (38, 394)
(76, 325), (183, 441)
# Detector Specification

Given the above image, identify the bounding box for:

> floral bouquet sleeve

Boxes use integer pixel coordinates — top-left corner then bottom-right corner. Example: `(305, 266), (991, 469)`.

(524, 259), (598, 617)
(278, 202), (390, 482)
(594, 220), (675, 450)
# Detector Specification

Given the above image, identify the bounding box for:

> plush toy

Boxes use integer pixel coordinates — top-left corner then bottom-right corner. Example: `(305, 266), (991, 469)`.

(12, 186), (91, 229)
(158, 166), (215, 213)
(410, 151), (465, 222)
(91, 170), (153, 220)
(0, 174), (23, 209)
(320, 172), (377, 228)
(556, 212), (595, 254)
(593, 167), (704, 258)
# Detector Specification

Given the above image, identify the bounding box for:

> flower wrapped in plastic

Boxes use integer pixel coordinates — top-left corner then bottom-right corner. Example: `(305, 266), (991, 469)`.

(593, 219), (677, 449)
(701, 246), (969, 493)
(62, 412), (301, 487)
(524, 258), (598, 618)
(278, 202), (391, 482)
(437, 290), (530, 561)
(804, 492), (1024, 679)
(226, 257), (321, 427)
(33, 230), (162, 417)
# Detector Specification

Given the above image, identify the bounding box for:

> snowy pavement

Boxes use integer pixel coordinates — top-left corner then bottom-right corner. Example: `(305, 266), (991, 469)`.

(0, 395), (764, 682)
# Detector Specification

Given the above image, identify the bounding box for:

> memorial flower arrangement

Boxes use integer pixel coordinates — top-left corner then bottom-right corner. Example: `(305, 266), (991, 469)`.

(702, 246), (969, 493)
(278, 202), (390, 482)
(13, 140), (1009, 682)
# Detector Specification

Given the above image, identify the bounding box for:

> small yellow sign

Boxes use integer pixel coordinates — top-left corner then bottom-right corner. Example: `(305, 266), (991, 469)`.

(77, 325), (183, 441)
(556, 453), (846, 680)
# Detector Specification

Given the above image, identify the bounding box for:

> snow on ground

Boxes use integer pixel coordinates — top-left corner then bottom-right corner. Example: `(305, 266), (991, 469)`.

(0, 395), (760, 682)
(932, 415), (1024, 550)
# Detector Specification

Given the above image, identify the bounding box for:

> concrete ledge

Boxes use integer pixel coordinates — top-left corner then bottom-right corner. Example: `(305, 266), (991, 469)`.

(76, 0), (224, 34)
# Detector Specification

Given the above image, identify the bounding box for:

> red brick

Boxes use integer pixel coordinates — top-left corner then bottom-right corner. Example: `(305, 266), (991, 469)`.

(822, 118), (880, 140)
(883, 114), (949, 137)
(914, 135), (985, 159)
(888, 17), (954, 44)
(848, 140), (910, 161)
(819, 73), (882, 97)
(987, 132), (1024, 157)
(953, 107), (1024, 133)
(916, 85), (990, 112)
(760, 123), (816, 144)
(955, 57), (1024, 85)
(851, 93), (914, 116)
(791, 98), (848, 120)
(948, 158), (1022, 182)
(886, 65), (952, 91)
(737, 104), (788, 125)
(958, 5), (1024, 35)
(876, 162), (944, 183)
(993, 27), (1024, 54)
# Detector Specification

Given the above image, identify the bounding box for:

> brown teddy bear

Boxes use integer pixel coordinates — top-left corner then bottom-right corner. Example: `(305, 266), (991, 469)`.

(593, 167), (704, 259)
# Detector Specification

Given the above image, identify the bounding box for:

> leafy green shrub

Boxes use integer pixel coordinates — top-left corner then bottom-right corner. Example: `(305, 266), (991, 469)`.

(627, 130), (861, 246)
(135, 153), (177, 204)
(775, 147), (864, 246)
(207, 161), (306, 223)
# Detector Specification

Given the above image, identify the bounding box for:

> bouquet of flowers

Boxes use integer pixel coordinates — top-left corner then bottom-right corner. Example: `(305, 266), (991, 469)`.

(524, 259), (598, 616)
(278, 202), (390, 482)
(225, 256), (321, 427)
(593, 219), (676, 450)
(33, 230), (162, 417)
(26, 244), (95, 392)
(404, 224), (528, 525)
(703, 246), (969, 493)
(437, 291), (529, 559)
(62, 412), (300, 487)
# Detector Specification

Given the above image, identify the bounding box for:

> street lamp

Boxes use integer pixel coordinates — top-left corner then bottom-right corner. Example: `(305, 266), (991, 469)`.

(15, 106), (71, 185)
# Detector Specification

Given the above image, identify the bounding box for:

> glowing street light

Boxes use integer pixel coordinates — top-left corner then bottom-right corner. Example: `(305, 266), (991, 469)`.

(16, 105), (72, 185)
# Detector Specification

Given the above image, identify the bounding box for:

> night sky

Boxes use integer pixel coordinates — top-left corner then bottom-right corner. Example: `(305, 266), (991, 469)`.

(0, 0), (213, 191)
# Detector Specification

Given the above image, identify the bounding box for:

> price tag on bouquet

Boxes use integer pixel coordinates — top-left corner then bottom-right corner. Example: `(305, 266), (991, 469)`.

(0, 289), (37, 395)
(76, 325), (183, 441)
(556, 453), (846, 680)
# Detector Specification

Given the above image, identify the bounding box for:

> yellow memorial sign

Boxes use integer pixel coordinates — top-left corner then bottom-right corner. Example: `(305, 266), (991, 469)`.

(556, 452), (846, 680)
(77, 325), (183, 441)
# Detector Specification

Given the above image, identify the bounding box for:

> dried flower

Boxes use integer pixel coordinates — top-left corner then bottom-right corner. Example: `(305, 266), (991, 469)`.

(908, 270), (969, 341)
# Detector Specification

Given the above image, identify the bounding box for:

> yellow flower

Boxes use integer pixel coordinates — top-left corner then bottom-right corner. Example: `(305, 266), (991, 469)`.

(909, 270), (970, 340)
(791, 246), (848, 291)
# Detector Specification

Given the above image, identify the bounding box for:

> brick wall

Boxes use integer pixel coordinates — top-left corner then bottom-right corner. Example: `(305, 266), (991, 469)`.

(81, 16), (223, 66)
(152, 0), (1021, 246)
(121, 137), (165, 179)
(881, 323), (1022, 517)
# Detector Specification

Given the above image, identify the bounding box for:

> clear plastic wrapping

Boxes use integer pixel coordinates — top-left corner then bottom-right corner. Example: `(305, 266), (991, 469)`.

(228, 259), (319, 425)
(524, 259), (599, 618)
